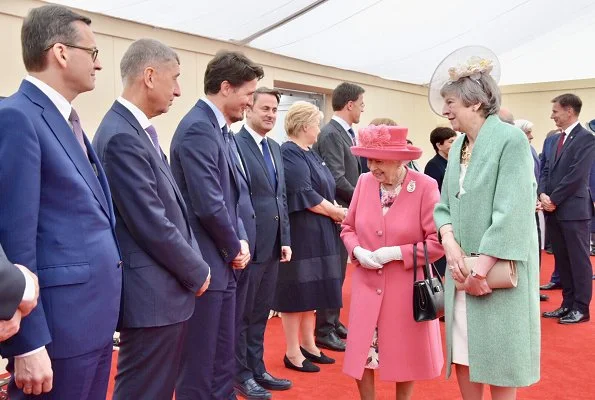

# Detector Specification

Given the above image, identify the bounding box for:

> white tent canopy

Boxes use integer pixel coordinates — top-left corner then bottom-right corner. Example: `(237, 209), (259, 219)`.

(49, 0), (595, 85)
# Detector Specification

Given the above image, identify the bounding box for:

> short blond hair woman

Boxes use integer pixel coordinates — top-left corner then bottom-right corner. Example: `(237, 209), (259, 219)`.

(272, 101), (346, 373)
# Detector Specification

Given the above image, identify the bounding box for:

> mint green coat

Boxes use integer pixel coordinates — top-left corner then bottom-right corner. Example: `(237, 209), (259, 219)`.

(434, 115), (541, 387)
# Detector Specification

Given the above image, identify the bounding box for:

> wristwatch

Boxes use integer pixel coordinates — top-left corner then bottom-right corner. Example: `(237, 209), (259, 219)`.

(470, 270), (486, 280)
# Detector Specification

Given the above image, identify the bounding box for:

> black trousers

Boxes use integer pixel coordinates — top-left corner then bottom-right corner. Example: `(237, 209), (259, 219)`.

(114, 322), (187, 400)
(235, 256), (280, 382)
(176, 283), (237, 400)
(315, 238), (347, 337)
(547, 215), (592, 313)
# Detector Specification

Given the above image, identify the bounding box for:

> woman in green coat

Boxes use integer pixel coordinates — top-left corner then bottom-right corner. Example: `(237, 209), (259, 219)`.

(430, 47), (540, 399)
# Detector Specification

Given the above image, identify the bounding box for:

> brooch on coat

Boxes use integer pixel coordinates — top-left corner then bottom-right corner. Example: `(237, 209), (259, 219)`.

(406, 180), (416, 193)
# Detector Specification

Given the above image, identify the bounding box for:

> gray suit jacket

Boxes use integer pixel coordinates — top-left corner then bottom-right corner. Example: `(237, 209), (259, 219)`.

(313, 119), (361, 207)
(0, 244), (26, 321)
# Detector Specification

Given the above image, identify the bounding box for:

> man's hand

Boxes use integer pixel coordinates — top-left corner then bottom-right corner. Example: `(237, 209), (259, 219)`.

(14, 348), (53, 395)
(15, 265), (39, 317)
(232, 240), (251, 269)
(196, 271), (211, 297)
(539, 193), (556, 212)
(0, 309), (22, 342)
(280, 246), (292, 263)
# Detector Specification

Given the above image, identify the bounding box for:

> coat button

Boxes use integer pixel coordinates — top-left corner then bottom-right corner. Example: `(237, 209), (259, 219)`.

(117, 261), (123, 268)
(274, 216), (279, 221)
(376, 230), (383, 236)
(376, 289), (382, 295)
(377, 269), (383, 275)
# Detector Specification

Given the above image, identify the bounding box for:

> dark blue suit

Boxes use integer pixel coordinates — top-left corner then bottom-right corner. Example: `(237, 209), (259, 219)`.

(538, 124), (595, 314)
(235, 127), (290, 382)
(171, 99), (250, 399)
(0, 80), (121, 400)
(93, 100), (210, 399)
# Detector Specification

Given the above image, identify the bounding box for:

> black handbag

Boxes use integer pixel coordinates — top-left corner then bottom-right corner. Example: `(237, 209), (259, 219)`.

(412, 242), (445, 322)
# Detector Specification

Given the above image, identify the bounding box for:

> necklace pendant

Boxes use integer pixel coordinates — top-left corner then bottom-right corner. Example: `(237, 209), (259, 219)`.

(407, 180), (416, 193)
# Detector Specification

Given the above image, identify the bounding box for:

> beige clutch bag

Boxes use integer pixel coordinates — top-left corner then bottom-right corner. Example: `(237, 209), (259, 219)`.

(454, 256), (517, 290)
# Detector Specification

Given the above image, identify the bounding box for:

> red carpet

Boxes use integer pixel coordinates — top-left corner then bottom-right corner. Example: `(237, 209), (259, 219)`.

(102, 252), (594, 399)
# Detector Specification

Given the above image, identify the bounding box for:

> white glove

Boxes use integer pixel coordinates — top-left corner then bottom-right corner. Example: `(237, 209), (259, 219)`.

(353, 246), (383, 270)
(371, 246), (402, 265)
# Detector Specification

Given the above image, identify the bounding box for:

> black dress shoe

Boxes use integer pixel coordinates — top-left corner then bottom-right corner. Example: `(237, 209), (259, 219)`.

(540, 282), (562, 290)
(283, 355), (320, 373)
(559, 310), (590, 324)
(315, 331), (346, 352)
(542, 307), (570, 318)
(300, 347), (335, 364)
(540, 294), (549, 301)
(233, 378), (271, 399)
(336, 324), (348, 339)
(254, 372), (292, 391)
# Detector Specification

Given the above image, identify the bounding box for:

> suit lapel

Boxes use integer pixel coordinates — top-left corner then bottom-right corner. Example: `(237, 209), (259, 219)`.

(270, 139), (284, 195)
(238, 128), (272, 191)
(197, 100), (242, 193)
(553, 125), (581, 168)
(232, 134), (251, 188)
(25, 84), (111, 218)
(330, 119), (353, 148)
(112, 102), (191, 229)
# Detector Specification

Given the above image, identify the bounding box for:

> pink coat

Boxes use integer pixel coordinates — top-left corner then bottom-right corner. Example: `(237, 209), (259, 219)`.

(341, 170), (444, 382)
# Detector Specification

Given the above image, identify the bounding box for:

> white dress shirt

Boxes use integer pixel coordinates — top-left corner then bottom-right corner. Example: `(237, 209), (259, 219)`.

(116, 96), (158, 151)
(244, 124), (276, 171)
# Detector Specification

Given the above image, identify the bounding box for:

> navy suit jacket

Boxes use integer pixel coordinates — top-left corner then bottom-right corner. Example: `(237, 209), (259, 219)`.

(0, 80), (121, 358)
(538, 124), (595, 220)
(236, 127), (290, 262)
(0, 244), (26, 321)
(93, 101), (210, 329)
(423, 153), (448, 192)
(232, 134), (257, 258)
(170, 100), (248, 290)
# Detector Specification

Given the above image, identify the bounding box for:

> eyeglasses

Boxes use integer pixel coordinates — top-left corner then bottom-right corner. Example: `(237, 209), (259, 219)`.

(45, 43), (99, 62)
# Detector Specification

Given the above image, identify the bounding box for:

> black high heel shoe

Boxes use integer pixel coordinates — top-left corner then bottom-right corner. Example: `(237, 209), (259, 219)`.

(283, 355), (320, 372)
(300, 347), (335, 364)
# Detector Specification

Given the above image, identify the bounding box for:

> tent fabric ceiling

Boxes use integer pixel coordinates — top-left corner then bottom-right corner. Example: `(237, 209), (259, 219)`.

(48, 0), (595, 85)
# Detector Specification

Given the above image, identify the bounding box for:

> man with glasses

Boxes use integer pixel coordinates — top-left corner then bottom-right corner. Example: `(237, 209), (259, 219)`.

(0, 5), (121, 399)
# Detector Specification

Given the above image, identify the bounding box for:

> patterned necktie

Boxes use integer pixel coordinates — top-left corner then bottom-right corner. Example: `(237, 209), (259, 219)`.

(555, 131), (566, 159)
(68, 108), (87, 153)
(145, 125), (161, 155)
(260, 137), (277, 190)
(348, 128), (356, 146)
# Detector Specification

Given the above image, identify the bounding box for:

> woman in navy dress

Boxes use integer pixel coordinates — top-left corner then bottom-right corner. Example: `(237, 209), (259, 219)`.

(274, 101), (346, 373)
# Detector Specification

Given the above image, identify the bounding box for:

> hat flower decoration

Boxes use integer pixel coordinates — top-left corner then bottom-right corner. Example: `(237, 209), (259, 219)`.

(428, 45), (501, 116)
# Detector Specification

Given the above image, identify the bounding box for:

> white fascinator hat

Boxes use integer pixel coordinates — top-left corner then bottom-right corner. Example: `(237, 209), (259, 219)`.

(428, 46), (501, 117)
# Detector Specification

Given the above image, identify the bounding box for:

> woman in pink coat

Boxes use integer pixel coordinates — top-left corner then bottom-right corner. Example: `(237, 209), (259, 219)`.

(341, 124), (444, 399)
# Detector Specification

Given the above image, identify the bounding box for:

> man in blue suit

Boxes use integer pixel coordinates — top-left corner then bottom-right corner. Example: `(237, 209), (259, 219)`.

(234, 88), (293, 399)
(171, 50), (263, 400)
(92, 39), (211, 400)
(540, 94), (595, 324)
(0, 5), (121, 399)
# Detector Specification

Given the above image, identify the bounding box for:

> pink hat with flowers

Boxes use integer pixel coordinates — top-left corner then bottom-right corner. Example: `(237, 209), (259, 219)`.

(350, 124), (422, 161)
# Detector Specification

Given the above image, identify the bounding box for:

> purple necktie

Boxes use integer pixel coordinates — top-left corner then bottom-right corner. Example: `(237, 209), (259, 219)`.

(68, 108), (87, 153)
(145, 125), (161, 154)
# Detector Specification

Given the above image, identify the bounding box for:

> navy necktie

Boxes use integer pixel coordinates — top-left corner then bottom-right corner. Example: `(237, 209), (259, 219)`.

(348, 128), (356, 146)
(260, 137), (277, 190)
